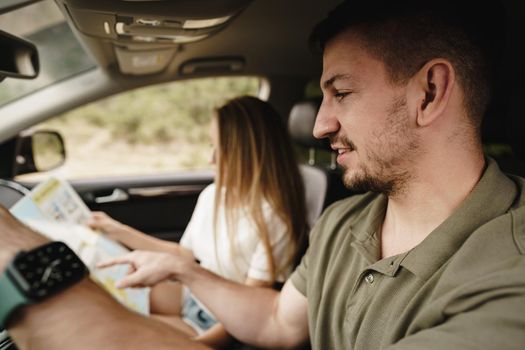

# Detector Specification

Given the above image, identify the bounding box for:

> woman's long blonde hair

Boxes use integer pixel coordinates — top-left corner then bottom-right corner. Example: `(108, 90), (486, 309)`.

(214, 96), (307, 283)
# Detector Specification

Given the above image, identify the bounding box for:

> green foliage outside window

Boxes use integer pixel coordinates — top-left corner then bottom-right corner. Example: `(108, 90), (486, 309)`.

(23, 77), (261, 180)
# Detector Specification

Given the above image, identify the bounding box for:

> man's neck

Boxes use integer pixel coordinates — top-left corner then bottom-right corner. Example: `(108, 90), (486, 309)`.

(380, 154), (485, 259)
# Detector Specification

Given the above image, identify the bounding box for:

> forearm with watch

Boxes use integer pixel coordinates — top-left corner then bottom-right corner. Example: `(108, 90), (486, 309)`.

(0, 206), (210, 350)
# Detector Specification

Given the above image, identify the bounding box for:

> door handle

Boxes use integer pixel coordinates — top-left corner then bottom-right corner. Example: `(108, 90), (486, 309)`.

(94, 188), (129, 203)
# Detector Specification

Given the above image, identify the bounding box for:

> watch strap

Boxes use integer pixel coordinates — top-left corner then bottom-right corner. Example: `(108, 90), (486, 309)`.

(0, 271), (29, 329)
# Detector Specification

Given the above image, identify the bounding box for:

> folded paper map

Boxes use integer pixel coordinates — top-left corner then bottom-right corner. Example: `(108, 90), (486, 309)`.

(10, 177), (150, 315)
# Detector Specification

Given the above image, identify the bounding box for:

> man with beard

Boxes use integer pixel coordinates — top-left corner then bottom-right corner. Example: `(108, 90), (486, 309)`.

(1, 1), (524, 350)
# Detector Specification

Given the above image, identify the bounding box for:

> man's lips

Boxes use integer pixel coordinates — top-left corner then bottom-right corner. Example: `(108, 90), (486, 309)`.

(336, 148), (353, 155)
(331, 144), (355, 154)
(332, 144), (355, 165)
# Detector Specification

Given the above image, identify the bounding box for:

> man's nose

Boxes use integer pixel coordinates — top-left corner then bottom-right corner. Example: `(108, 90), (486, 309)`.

(313, 99), (339, 140)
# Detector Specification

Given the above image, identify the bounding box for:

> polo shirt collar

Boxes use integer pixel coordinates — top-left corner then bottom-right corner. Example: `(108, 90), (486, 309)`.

(349, 193), (387, 265)
(348, 158), (518, 279)
(400, 157), (518, 280)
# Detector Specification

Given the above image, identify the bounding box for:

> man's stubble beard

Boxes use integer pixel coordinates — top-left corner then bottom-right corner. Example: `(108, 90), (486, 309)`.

(341, 95), (421, 197)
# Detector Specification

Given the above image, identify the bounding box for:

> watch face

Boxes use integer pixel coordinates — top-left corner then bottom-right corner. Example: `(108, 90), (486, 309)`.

(8, 241), (87, 300)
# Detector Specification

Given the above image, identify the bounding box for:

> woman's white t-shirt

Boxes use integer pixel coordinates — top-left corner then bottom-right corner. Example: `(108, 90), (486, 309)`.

(180, 184), (292, 283)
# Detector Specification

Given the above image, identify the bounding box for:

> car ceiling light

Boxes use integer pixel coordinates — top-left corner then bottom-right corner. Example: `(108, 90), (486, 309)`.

(136, 19), (161, 26)
(116, 20), (212, 43)
(161, 34), (209, 43)
(131, 55), (160, 68)
(103, 21), (111, 35)
(183, 15), (231, 29)
(115, 22), (125, 35)
(132, 36), (156, 42)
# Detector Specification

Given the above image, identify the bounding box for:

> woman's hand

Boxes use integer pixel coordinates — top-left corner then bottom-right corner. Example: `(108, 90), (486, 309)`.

(87, 212), (128, 241)
(98, 250), (196, 288)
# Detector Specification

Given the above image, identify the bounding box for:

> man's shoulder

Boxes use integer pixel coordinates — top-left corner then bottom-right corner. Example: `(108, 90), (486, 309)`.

(442, 195), (525, 293)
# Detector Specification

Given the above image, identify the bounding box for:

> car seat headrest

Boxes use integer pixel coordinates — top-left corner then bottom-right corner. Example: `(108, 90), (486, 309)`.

(288, 99), (331, 151)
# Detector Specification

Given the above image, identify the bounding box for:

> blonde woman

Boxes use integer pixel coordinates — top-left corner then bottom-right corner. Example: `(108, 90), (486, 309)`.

(89, 96), (307, 348)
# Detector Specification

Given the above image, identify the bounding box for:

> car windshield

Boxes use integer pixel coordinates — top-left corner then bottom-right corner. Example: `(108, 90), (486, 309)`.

(0, 0), (96, 106)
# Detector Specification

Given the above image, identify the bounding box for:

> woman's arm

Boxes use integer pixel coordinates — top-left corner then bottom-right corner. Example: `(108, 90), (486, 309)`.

(88, 211), (193, 258)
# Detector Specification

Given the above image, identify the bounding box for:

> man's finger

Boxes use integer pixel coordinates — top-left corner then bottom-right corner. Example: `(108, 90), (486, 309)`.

(97, 255), (134, 269)
(116, 270), (147, 288)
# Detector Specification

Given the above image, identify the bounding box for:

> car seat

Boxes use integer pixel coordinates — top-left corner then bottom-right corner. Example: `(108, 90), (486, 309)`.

(289, 99), (355, 221)
(289, 100), (330, 229)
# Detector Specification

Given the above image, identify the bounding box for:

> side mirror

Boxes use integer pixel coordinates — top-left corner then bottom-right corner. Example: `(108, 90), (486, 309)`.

(13, 130), (66, 176)
(0, 29), (39, 81)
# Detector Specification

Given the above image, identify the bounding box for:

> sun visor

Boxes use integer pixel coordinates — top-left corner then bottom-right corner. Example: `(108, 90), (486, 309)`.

(114, 46), (175, 75)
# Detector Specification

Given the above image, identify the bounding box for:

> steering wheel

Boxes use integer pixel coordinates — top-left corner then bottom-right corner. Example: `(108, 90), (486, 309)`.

(0, 179), (30, 209)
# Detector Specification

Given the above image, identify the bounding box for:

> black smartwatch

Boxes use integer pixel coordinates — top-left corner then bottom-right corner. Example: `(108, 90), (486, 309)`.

(0, 241), (88, 329)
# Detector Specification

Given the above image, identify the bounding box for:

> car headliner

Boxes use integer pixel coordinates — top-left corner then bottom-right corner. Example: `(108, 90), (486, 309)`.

(0, 0), (523, 146)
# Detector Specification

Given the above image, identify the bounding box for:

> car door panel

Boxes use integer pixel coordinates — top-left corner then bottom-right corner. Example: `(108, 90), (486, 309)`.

(68, 170), (214, 243)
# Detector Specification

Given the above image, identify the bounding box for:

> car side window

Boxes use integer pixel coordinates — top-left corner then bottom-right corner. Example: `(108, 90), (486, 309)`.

(16, 77), (262, 181)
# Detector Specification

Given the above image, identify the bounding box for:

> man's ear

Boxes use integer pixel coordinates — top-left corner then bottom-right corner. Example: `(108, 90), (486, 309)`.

(409, 59), (455, 127)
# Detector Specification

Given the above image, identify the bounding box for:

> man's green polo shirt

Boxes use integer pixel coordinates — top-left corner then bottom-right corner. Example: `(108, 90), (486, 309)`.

(290, 158), (525, 350)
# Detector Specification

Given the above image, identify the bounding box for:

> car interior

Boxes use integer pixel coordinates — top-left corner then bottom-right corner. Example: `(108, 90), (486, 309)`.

(0, 0), (523, 349)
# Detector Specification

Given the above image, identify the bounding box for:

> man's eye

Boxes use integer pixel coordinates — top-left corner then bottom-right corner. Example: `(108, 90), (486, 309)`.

(334, 91), (350, 101)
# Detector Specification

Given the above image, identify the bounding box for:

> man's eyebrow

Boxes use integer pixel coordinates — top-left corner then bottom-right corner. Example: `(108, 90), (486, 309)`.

(322, 74), (357, 89)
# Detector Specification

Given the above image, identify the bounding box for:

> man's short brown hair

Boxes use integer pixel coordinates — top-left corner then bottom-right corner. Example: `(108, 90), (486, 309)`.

(311, 0), (505, 128)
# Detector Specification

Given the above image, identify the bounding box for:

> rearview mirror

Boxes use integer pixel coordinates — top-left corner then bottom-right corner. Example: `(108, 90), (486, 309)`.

(0, 29), (39, 81)
(14, 130), (66, 176)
